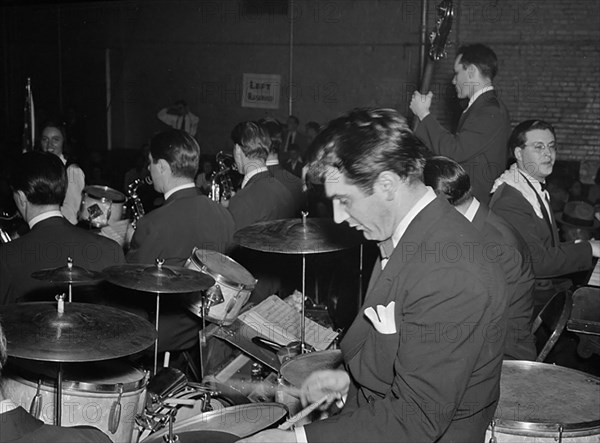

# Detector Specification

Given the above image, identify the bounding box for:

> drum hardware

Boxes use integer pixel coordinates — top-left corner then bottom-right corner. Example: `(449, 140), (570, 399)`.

(31, 257), (104, 302)
(127, 178), (146, 230)
(79, 185), (126, 228)
(0, 227), (11, 242)
(210, 151), (237, 203)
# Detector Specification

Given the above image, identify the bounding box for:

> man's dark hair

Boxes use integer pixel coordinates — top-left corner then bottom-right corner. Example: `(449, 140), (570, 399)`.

(230, 121), (270, 161)
(149, 129), (200, 179)
(306, 121), (321, 133)
(258, 119), (284, 154)
(308, 108), (427, 194)
(457, 44), (498, 80)
(508, 119), (556, 158)
(288, 115), (299, 125)
(423, 156), (473, 206)
(9, 151), (67, 205)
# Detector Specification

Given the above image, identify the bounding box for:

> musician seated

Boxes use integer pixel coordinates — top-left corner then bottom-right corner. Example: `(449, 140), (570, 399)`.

(490, 120), (600, 315)
(424, 155), (536, 360)
(0, 152), (125, 305)
(0, 322), (112, 442)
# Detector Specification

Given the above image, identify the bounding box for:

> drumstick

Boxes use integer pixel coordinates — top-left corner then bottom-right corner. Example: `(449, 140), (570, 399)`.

(278, 394), (330, 430)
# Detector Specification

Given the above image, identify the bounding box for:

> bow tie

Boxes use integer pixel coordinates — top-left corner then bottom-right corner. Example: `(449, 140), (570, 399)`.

(378, 238), (395, 261)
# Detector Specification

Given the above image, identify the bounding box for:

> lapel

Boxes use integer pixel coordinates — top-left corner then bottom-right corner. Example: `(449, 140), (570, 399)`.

(457, 90), (495, 131)
(470, 203), (488, 231)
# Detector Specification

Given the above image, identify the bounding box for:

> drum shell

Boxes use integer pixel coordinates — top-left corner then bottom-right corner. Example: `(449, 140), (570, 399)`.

(485, 360), (600, 442)
(3, 360), (147, 443)
(79, 185), (125, 228)
(184, 248), (256, 325)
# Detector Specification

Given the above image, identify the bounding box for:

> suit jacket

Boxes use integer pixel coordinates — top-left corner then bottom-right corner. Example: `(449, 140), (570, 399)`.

(227, 171), (296, 231)
(126, 187), (235, 351)
(284, 159), (304, 178)
(282, 130), (309, 155)
(471, 202), (536, 360)
(0, 216), (125, 305)
(305, 197), (508, 443)
(415, 91), (510, 204)
(490, 183), (593, 280)
(267, 163), (306, 215)
(0, 407), (111, 442)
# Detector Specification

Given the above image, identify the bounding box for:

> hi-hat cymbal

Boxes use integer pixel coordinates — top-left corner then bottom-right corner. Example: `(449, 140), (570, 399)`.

(234, 217), (362, 254)
(31, 261), (104, 285)
(280, 350), (343, 388)
(104, 263), (215, 294)
(0, 302), (157, 362)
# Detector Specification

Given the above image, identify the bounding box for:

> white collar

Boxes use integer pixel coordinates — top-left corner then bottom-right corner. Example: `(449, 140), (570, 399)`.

(58, 153), (67, 165)
(241, 166), (268, 189)
(29, 210), (63, 229)
(463, 197), (480, 222)
(266, 158), (279, 166)
(491, 163), (549, 220)
(164, 182), (195, 200)
(467, 85), (494, 110)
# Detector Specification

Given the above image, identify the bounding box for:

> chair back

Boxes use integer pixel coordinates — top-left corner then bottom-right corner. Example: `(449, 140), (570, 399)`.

(532, 289), (573, 362)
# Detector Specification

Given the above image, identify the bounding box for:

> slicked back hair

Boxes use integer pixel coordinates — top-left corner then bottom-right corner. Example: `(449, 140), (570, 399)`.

(508, 119), (556, 158)
(231, 121), (270, 161)
(149, 129), (200, 179)
(457, 44), (498, 81)
(423, 156), (473, 206)
(9, 151), (67, 205)
(308, 108), (428, 194)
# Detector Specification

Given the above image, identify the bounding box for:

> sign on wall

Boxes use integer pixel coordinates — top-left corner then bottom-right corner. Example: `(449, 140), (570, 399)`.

(242, 73), (280, 109)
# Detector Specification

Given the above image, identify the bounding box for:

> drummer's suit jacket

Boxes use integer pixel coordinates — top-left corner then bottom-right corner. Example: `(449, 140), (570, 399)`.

(415, 90), (510, 205)
(126, 187), (235, 352)
(0, 407), (112, 442)
(304, 196), (509, 443)
(0, 216), (125, 305)
(471, 201), (536, 361)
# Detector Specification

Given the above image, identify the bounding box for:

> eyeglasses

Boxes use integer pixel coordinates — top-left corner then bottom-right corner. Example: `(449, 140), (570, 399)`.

(523, 142), (557, 154)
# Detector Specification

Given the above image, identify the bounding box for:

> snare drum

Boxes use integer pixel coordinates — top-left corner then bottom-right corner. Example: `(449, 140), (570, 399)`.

(3, 358), (148, 443)
(184, 248), (257, 325)
(79, 185), (126, 228)
(486, 360), (600, 442)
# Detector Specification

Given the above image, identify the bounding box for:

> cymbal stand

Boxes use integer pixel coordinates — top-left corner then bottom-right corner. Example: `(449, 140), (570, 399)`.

(300, 212), (308, 354)
(67, 257), (73, 302)
(54, 294), (66, 425)
(153, 293), (160, 376)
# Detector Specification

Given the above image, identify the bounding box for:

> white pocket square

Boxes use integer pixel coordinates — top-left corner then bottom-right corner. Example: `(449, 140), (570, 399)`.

(364, 301), (396, 334)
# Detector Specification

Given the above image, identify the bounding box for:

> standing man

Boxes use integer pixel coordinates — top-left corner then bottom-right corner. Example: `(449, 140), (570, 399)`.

(424, 155), (536, 360)
(157, 100), (199, 138)
(242, 108), (508, 443)
(410, 43), (510, 204)
(282, 115), (308, 159)
(127, 129), (235, 352)
(490, 120), (600, 314)
(0, 152), (125, 305)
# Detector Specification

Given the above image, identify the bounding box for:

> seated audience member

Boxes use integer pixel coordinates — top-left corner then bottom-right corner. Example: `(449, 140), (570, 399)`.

(0, 152), (125, 305)
(282, 115), (309, 161)
(305, 121), (321, 146)
(556, 200), (600, 242)
(260, 119), (305, 215)
(241, 107), (508, 443)
(0, 322), (112, 442)
(490, 120), (600, 314)
(127, 129), (235, 352)
(424, 156), (536, 360)
(284, 144), (304, 178)
(39, 120), (85, 225)
(195, 156), (215, 196)
(228, 121), (295, 231)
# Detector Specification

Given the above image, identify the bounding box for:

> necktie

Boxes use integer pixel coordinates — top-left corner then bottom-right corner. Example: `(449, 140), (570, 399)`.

(521, 174), (555, 247)
(378, 238), (394, 261)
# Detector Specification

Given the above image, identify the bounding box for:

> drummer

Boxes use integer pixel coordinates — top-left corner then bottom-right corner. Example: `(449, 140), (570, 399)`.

(241, 108), (509, 443)
(0, 321), (112, 442)
(0, 152), (125, 305)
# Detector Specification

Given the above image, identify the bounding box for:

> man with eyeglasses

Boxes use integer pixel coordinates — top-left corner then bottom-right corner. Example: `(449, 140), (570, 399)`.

(490, 119), (600, 315)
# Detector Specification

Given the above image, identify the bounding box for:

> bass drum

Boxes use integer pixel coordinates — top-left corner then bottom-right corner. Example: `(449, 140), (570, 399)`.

(486, 360), (600, 442)
(3, 358), (148, 443)
(79, 185), (126, 228)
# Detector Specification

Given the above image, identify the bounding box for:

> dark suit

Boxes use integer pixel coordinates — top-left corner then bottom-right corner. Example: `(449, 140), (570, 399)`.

(267, 163), (305, 216)
(126, 187), (235, 351)
(0, 216), (125, 305)
(415, 91), (510, 204)
(471, 201), (536, 360)
(490, 183), (593, 312)
(0, 407), (111, 442)
(283, 159), (303, 178)
(305, 197), (508, 443)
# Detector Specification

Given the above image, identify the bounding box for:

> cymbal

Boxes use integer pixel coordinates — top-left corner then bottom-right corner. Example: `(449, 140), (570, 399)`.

(280, 350), (343, 388)
(31, 261), (104, 285)
(234, 217), (362, 254)
(103, 263), (215, 294)
(0, 302), (157, 362)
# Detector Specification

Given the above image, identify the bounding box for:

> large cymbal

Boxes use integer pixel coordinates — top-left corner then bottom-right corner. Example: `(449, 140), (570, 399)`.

(104, 262), (215, 294)
(31, 259), (104, 285)
(0, 302), (157, 362)
(280, 350), (343, 388)
(234, 217), (362, 254)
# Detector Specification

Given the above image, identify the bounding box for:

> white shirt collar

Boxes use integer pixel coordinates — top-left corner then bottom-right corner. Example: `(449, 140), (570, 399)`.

(463, 197), (480, 222)
(58, 153), (67, 165)
(164, 182), (196, 200)
(381, 187), (437, 268)
(0, 399), (18, 414)
(266, 158), (279, 166)
(467, 85), (494, 110)
(241, 166), (268, 189)
(29, 210), (63, 229)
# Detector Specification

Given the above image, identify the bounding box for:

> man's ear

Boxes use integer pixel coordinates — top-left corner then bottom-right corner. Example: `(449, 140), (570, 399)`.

(157, 158), (171, 175)
(514, 147), (523, 164)
(467, 64), (477, 79)
(14, 190), (28, 208)
(375, 171), (400, 200)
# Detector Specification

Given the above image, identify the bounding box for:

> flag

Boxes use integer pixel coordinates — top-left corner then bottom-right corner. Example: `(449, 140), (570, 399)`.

(22, 77), (35, 153)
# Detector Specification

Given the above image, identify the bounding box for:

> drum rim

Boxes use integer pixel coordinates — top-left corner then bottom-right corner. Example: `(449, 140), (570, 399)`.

(190, 248), (257, 289)
(492, 417), (600, 433)
(83, 185), (126, 203)
(280, 350), (343, 387)
(7, 365), (148, 393)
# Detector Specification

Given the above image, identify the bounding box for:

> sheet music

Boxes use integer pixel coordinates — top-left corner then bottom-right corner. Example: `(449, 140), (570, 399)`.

(238, 295), (338, 351)
(588, 259), (600, 287)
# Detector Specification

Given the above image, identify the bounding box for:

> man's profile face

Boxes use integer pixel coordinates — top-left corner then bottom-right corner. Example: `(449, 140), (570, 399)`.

(324, 167), (391, 241)
(452, 55), (473, 99)
(515, 129), (556, 182)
